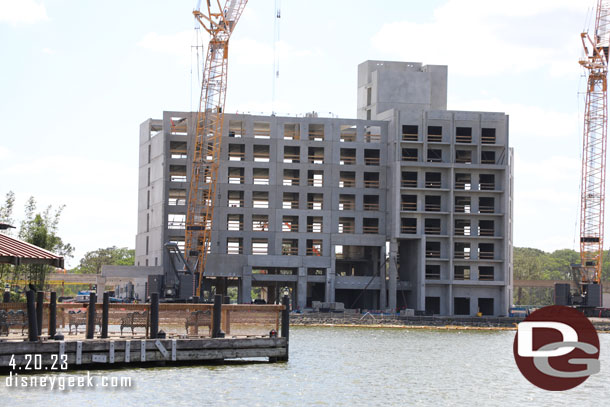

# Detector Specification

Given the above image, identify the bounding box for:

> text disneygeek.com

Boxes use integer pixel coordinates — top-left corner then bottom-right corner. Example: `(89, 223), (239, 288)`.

(5, 372), (133, 391)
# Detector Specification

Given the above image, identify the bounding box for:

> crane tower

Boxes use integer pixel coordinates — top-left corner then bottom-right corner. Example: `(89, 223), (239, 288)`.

(186, 0), (248, 297)
(574, 0), (610, 307)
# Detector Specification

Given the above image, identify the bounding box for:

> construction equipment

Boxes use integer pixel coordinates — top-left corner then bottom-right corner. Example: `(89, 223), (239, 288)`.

(557, 0), (609, 308)
(159, 0), (248, 301)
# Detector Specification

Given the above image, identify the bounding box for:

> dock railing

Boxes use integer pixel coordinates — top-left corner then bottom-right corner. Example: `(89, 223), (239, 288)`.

(0, 295), (285, 340)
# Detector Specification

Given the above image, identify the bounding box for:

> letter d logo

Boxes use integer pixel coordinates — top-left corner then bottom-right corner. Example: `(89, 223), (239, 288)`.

(517, 321), (577, 357)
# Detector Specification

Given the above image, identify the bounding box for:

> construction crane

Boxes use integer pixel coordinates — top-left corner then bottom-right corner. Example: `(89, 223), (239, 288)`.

(561, 0), (610, 308)
(185, 0), (248, 298)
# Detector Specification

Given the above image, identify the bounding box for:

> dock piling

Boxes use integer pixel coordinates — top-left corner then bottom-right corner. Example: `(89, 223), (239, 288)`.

(279, 295), (289, 361)
(212, 294), (223, 338)
(49, 291), (57, 338)
(101, 292), (109, 339)
(150, 292), (159, 339)
(26, 290), (38, 342)
(86, 292), (97, 339)
(36, 291), (44, 336)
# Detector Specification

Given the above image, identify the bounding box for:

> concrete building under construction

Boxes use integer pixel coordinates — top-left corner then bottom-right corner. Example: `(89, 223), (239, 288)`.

(135, 60), (514, 316)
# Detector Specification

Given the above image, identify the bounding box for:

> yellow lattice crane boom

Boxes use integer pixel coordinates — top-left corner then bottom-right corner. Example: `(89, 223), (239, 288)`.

(186, 0), (248, 297)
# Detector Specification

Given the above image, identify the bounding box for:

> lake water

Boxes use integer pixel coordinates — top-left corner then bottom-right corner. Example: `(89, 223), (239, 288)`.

(1, 326), (609, 406)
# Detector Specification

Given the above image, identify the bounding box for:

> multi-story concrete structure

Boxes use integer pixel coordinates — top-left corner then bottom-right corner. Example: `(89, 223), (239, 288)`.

(135, 60), (513, 316)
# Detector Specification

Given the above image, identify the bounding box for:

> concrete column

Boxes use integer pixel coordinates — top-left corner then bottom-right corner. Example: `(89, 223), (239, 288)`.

(297, 267), (307, 310)
(447, 285), (453, 315)
(95, 276), (106, 301)
(237, 280), (242, 304)
(379, 245), (387, 310)
(388, 239), (398, 311)
(417, 239), (426, 312)
(324, 268), (335, 303)
(500, 286), (508, 317)
(240, 266), (252, 304)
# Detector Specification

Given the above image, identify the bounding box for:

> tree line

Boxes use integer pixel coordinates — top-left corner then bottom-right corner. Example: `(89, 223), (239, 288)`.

(513, 247), (610, 305)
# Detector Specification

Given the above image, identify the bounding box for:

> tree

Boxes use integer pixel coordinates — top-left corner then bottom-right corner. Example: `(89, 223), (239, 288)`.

(512, 247), (610, 306)
(0, 194), (74, 290)
(18, 198), (74, 289)
(0, 191), (15, 227)
(0, 191), (16, 281)
(73, 246), (135, 274)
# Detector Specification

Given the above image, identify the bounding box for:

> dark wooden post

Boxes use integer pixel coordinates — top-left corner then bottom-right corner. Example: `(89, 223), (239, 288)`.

(223, 295), (230, 304)
(26, 290), (38, 342)
(150, 292), (159, 339)
(192, 296), (199, 304)
(36, 291), (44, 336)
(280, 295), (290, 361)
(49, 292), (57, 338)
(101, 292), (109, 339)
(86, 292), (96, 339)
(3, 289), (10, 303)
(212, 294), (223, 338)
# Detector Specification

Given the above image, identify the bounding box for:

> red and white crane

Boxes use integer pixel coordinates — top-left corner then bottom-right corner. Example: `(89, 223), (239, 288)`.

(574, 0), (610, 306)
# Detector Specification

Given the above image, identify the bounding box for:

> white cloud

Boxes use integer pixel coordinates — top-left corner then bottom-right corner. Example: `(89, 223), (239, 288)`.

(231, 38), (322, 67)
(42, 47), (54, 54)
(515, 155), (580, 183)
(528, 235), (579, 253)
(137, 30), (195, 65)
(137, 29), (318, 69)
(512, 153), (583, 250)
(0, 155), (135, 187)
(0, 155), (137, 267)
(371, 0), (587, 77)
(231, 37), (274, 65)
(0, 0), (49, 25)
(0, 145), (10, 159)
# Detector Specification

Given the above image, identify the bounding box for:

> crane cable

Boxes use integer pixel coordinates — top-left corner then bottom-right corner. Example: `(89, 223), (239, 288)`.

(272, 0), (281, 115)
(191, 16), (205, 114)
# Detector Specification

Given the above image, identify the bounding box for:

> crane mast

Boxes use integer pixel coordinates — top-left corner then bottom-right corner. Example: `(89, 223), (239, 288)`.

(186, 0), (248, 297)
(577, 0), (610, 297)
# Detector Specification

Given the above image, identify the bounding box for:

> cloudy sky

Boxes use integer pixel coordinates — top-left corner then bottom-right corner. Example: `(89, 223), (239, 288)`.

(0, 0), (599, 266)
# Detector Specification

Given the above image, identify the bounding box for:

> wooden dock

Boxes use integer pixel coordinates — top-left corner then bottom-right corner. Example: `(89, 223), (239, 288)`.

(0, 336), (287, 372)
(0, 293), (290, 372)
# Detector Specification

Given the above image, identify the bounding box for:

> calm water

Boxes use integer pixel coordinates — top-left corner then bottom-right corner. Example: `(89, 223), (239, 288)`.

(1, 327), (609, 406)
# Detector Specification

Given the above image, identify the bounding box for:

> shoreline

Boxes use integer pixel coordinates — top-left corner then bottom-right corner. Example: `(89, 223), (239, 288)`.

(290, 314), (610, 333)
(292, 322), (610, 333)
(292, 322), (519, 331)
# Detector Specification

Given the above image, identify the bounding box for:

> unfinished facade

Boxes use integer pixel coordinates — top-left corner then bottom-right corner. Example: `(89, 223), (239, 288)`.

(135, 60), (513, 316)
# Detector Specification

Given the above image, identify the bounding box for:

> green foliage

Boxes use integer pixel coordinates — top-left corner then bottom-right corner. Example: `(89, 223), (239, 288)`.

(0, 191), (16, 281)
(513, 247), (609, 281)
(72, 246), (135, 274)
(513, 246), (610, 306)
(0, 192), (73, 291)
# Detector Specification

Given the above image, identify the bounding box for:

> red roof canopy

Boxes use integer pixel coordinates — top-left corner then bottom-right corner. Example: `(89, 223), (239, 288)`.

(0, 233), (64, 268)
